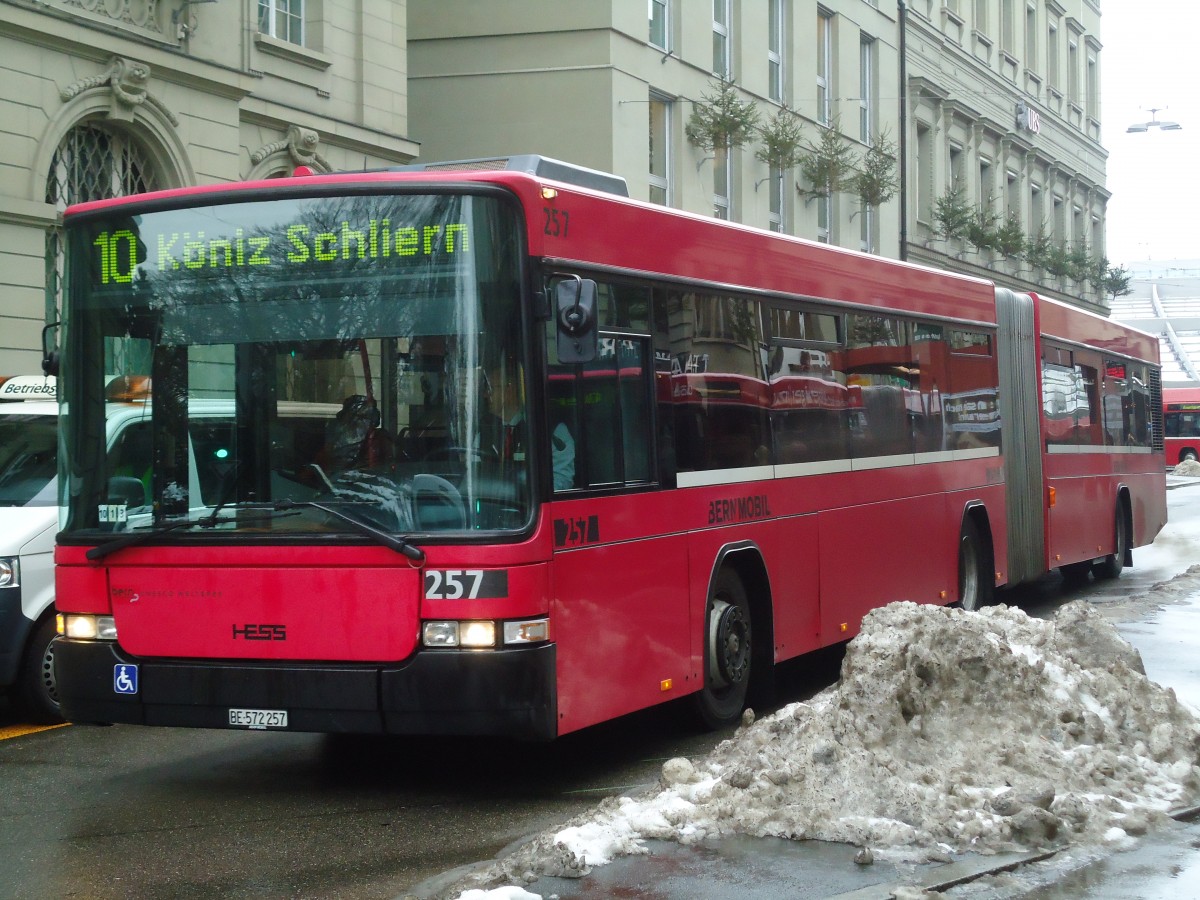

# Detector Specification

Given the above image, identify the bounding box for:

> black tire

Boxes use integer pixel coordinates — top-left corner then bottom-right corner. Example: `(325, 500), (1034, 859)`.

(955, 517), (992, 612)
(1095, 501), (1129, 580)
(693, 569), (752, 730)
(14, 617), (63, 724)
(1182, 450), (1198, 463)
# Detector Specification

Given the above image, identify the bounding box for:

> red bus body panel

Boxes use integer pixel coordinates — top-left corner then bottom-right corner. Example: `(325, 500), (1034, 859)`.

(1031, 292), (1167, 571)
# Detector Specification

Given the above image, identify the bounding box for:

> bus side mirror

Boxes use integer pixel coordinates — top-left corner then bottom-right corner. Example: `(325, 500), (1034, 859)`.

(42, 321), (60, 377)
(554, 277), (597, 364)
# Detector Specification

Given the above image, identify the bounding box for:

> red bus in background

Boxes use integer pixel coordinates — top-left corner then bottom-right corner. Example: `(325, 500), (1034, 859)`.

(51, 156), (1166, 740)
(1163, 386), (1200, 466)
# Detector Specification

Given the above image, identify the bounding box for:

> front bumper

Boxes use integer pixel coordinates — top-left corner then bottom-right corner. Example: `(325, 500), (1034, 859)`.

(54, 638), (558, 740)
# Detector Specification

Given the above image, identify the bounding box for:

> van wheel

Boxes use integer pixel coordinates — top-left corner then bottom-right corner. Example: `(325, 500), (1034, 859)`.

(693, 569), (752, 730)
(955, 518), (992, 612)
(15, 617), (63, 724)
(1095, 501), (1129, 581)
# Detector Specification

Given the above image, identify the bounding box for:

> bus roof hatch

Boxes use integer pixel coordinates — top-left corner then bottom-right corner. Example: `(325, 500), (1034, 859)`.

(390, 154), (629, 197)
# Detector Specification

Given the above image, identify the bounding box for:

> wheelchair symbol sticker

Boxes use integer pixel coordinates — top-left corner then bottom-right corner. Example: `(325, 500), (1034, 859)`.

(114, 665), (138, 695)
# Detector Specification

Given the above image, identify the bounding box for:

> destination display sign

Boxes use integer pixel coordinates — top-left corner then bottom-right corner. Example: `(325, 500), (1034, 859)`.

(91, 217), (473, 286)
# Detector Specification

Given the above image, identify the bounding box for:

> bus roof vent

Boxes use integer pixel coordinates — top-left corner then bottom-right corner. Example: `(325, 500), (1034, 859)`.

(391, 155), (629, 197)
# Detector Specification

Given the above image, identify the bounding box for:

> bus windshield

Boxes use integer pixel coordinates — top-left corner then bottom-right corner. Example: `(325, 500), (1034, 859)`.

(62, 190), (532, 539)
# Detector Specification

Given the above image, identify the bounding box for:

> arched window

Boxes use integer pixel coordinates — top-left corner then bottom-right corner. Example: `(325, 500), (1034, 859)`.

(45, 122), (161, 320)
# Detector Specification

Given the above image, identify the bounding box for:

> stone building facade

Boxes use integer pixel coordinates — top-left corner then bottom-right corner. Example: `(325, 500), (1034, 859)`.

(407, 1), (1109, 311)
(904, 0), (1109, 313)
(0, 0), (418, 374)
(408, 0), (902, 254)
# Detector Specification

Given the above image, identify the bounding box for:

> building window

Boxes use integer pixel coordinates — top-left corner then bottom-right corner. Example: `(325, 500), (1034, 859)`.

(649, 92), (671, 205)
(714, 145), (730, 219)
(713, 0), (731, 78)
(817, 9), (832, 126)
(978, 157), (992, 207)
(1047, 19), (1059, 90)
(1001, 0), (1015, 53)
(45, 121), (160, 327)
(859, 36), (875, 144)
(259, 0), (304, 46)
(1006, 169), (1021, 222)
(768, 162), (784, 232)
(916, 123), (932, 222)
(1086, 47), (1099, 120)
(768, 0), (785, 103)
(949, 142), (964, 189)
(1025, 3), (1037, 70)
(650, 0), (669, 51)
(1067, 37), (1079, 105)
(859, 202), (874, 253)
(816, 192), (831, 243)
(974, 0), (988, 33)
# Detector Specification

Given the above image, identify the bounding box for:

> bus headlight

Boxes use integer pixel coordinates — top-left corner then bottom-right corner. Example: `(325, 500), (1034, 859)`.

(422, 619), (548, 649)
(59, 614), (118, 640)
(422, 620), (495, 649)
(0, 557), (17, 588)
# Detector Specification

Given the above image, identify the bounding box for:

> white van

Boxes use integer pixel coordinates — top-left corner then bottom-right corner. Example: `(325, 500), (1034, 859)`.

(0, 375), (153, 722)
(2, 375), (348, 723)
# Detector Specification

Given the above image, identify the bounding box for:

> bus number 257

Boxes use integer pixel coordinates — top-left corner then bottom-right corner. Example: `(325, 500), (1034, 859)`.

(424, 569), (509, 600)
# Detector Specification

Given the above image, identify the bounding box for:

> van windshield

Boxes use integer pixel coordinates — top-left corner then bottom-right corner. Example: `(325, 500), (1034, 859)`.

(0, 415), (58, 507)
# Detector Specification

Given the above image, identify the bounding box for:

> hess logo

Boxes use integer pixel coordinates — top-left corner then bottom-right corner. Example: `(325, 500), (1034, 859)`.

(232, 623), (287, 641)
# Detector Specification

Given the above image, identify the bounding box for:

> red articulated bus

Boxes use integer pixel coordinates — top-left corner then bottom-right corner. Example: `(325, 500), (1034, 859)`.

(51, 156), (1166, 738)
(1163, 386), (1200, 466)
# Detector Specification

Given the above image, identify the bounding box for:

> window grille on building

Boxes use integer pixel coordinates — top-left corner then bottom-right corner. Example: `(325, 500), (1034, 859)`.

(44, 122), (160, 322)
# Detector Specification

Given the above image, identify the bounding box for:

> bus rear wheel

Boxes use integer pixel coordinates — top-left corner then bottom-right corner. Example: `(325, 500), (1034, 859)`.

(955, 518), (991, 612)
(1181, 449), (1198, 463)
(694, 569), (752, 730)
(1095, 501), (1129, 580)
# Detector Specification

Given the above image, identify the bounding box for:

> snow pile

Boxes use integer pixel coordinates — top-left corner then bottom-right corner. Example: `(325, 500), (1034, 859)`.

(1173, 458), (1200, 476)
(451, 601), (1200, 896)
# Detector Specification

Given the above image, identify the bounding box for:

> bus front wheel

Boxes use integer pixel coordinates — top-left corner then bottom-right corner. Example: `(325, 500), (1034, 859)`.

(1181, 449), (1198, 463)
(694, 569), (752, 730)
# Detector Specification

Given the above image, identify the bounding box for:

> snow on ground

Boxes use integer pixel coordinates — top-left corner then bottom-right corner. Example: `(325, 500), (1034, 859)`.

(450, 593), (1200, 899)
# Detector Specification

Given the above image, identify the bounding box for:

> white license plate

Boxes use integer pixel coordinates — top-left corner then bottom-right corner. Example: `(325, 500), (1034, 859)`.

(228, 708), (288, 729)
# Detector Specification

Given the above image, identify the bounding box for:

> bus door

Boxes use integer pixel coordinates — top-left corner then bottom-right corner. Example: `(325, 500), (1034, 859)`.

(546, 333), (691, 735)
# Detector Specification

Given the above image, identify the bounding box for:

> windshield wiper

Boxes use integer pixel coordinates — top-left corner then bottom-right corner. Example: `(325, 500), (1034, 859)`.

(86, 518), (209, 562)
(85, 500), (424, 563)
(273, 499), (425, 562)
(85, 503), (296, 562)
